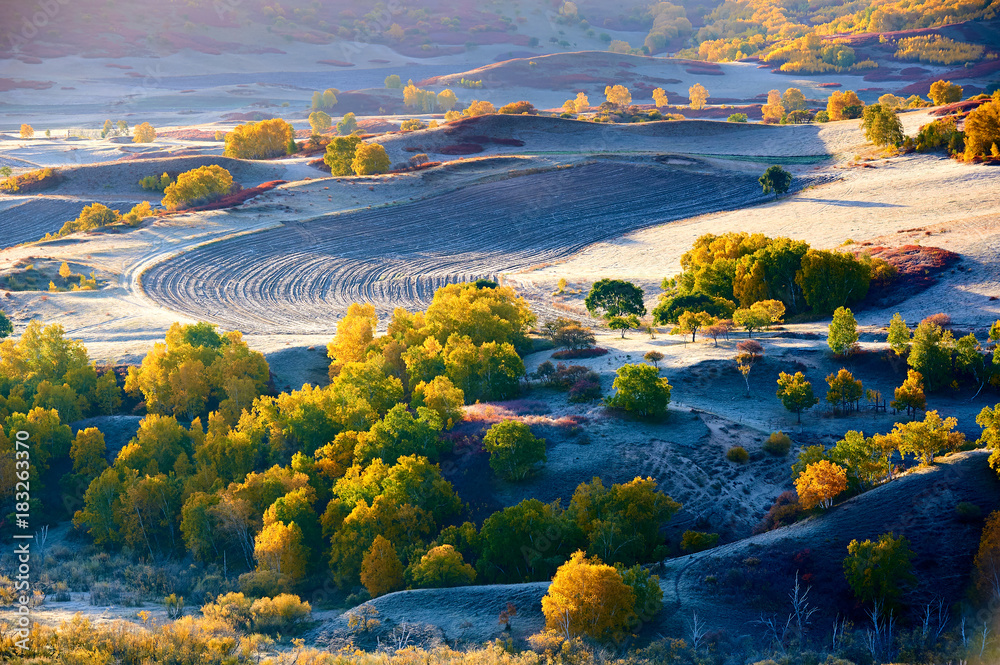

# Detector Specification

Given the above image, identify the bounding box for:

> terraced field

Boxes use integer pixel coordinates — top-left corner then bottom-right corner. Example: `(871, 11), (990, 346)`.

(142, 162), (826, 333)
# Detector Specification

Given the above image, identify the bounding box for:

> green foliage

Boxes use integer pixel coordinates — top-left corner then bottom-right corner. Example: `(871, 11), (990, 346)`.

(680, 530), (720, 552)
(796, 251), (872, 314)
(776, 372), (817, 422)
(585, 278), (646, 319)
(337, 112), (359, 136)
(791, 444), (828, 481)
(352, 404), (446, 465)
(308, 110), (332, 134)
(605, 363), (671, 418)
(727, 112), (749, 122)
(861, 103), (904, 147)
(907, 320), (955, 390)
(323, 135), (363, 175)
(408, 544), (476, 588)
(764, 431), (793, 455)
(726, 446), (749, 463)
(483, 420), (547, 481)
(352, 143), (391, 175)
(843, 533), (916, 609)
(139, 172), (173, 192)
(887, 313), (910, 355)
(758, 165), (792, 197)
(384, 74), (402, 89)
(311, 88), (338, 110)
(653, 293), (736, 324)
(828, 306), (859, 356)
(478, 498), (584, 583)
(829, 430), (893, 491)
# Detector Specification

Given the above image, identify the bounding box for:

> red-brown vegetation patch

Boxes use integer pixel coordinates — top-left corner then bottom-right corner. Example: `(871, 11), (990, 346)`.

(0, 78), (54, 91)
(438, 143), (485, 155)
(900, 66), (932, 78)
(317, 59), (354, 67)
(104, 63), (132, 69)
(817, 82), (842, 88)
(940, 59), (1000, 79)
(308, 158), (330, 173)
(390, 161), (443, 174)
(171, 180), (286, 213)
(931, 98), (991, 117)
(853, 244), (959, 307)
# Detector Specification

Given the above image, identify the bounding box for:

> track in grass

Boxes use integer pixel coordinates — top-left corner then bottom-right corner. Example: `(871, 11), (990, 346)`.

(142, 162), (824, 333)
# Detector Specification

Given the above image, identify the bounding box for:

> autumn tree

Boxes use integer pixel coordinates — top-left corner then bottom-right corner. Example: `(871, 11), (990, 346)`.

(826, 368), (863, 414)
(604, 84), (632, 111)
(324, 135), (362, 176)
(409, 544), (476, 588)
(735, 339), (763, 396)
(551, 324), (595, 351)
(254, 520), (307, 582)
(761, 89), (784, 123)
(759, 164), (792, 198)
(19, 124), (34, 139)
(891, 369), (926, 418)
(928, 80), (962, 106)
(674, 311), (715, 342)
(782, 88), (807, 112)
(483, 420), (546, 481)
(688, 83), (709, 110)
(776, 371), (818, 422)
(796, 250), (873, 313)
(411, 375), (464, 427)
(861, 103), (904, 147)
(605, 363), (671, 418)
(733, 300), (784, 337)
(827, 90), (864, 121)
(308, 110), (331, 134)
(585, 279), (645, 319)
(352, 143), (391, 176)
(652, 88), (669, 108)
(829, 430), (894, 490)
(795, 460), (847, 509)
(974, 510), (1000, 601)
(437, 89), (458, 111)
(572, 92), (589, 113)
(963, 91), (1000, 160)
(463, 100), (496, 117)
(892, 410), (964, 465)
(327, 302), (377, 377)
(844, 533), (916, 609)
(360, 534), (404, 597)
(70, 427), (108, 480)
(161, 165), (233, 210)
(541, 551), (636, 641)
(608, 314), (641, 338)
(477, 499), (583, 583)
(977, 404), (1000, 474)
(223, 119), (294, 159)
(827, 306), (859, 356)
(887, 313), (910, 355)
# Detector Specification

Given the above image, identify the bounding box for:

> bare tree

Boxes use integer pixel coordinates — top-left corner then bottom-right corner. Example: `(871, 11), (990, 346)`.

(864, 600), (897, 664)
(689, 610), (707, 650)
(788, 571), (819, 642)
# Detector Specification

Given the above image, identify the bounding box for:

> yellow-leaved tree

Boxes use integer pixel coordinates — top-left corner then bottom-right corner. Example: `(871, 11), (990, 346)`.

(254, 520), (307, 582)
(541, 550), (636, 641)
(20, 124), (34, 139)
(688, 83), (709, 110)
(437, 89), (458, 111)
(133, 122), (156, 143)
(360, 534), (404, 597)
(762, 89), (784, 123)
(794, 460), (847, 509)
(161, 165), (233, 210)
(351, 143), (391, 176)
(224, 118), (294, 159)
(652, 88), (669, 108)
(327, 302), (377, 378)
(605, 85), (632, 111)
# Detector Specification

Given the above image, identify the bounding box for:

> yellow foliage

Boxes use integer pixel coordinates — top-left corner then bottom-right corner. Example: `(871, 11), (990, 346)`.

(19, 124), (34, 139)
(974, 510), (1000, 601)
(161, 165), (233, 210)
(604, 84), (632, 109)
(688, 83), (709, 109)
(963, 93), (1000, 160)
(328, 302), (377, 378)
(929, 79), (963, 105)
(794, 460), (847, 509)
(133, 122), (156, 143)
(895, 35), (984, 65)
(254, 520), (307, 582)
(761, 89), (784, 123)
(360, 534), (404, 597)
(827, 90), (864, 121)
(223, 118), (294, 159)
(652, 88), (669, 108)
(463, 100), (496, 117)
(541, 550), (636, 641)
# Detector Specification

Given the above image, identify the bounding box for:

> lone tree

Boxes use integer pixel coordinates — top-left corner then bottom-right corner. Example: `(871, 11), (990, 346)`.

(759, 165), (792, 198)
(929, 80), (962, 106)
(308, 110), (332, 134)
(606, 363), (671, 418)
(483, 420), (547, 481)
(843, 533), (916, 610)
(891, 369), (926, 418)
(688, 83), (709, 110)
(828, 306), (859, 356)
(735, 339), (763, 396)
(351, 143), (391, 176)
(861, 103), (904, 147)
(132, 122), (156, 143)
(337, 112), (359, 136)
(541, 550), (637, 641)
(585, 279), (646, 320)
(644, 350), (664, 368)
(608, 314), (641, 338)
(19, 124), (34, 139)
(776, 371), (818, 422)
(384, 74), (402, 89)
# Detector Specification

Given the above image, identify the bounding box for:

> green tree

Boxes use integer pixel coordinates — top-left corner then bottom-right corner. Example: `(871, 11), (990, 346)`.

(956, 333), (989, 394)
(861, 103), (904, 147)
(907, 320), (955, 390)
(408, 544), (477, 588)
(795, 250), (872, 314)
(782, 88), (807, 112)
(887, 313), (910, 355)
(353, 404), (445, 465)
(829, 430), (893, 490)
(892, 410), (964, 465)
(351, 143), (391, 176)
(477, 499), (584, 583)
(826, 368), (863, 414)
(308, 110), (331, 134)
(608, 314), (641, 338)
(843, 533), (916, 609)
(585, 279), (646, 319)
(827, 306), (859, 356)
(605, 363), (671, 418)
(759, 165), (792, 198)
(384, 74), (402, 89)
(337, 112), (359, 136)
(483, 420), (546, 481)
(323, 135), (363, 176)
(673, 311), (714, 342)
(776, 371), (818, 422)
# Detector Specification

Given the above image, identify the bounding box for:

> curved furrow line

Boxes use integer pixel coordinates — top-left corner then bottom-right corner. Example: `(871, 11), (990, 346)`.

(142, 163), (827, 333)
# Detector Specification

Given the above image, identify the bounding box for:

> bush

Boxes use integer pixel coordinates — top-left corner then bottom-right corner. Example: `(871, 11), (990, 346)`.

(162, 165), (234, 210)
(763, 431), (792, 456)
(727, 113), (748, 122)
(223, 118), (294, 159)
(498, 100), (537, 115)
(681, 530), (720, 553)
(568, 378), (601, 402)
(249, 593), (312, 633)
(132, 122), (155, 143)
(726, 446), (749, 463)
(352, 143), (391, 175)
(755, 491), (804, 533)
(483, 420), (547, 481)
(956, 501), (983, 523)
(920, 312), (951, 328)
(605, 363), (671, 418)
(399, 118), (426, 131)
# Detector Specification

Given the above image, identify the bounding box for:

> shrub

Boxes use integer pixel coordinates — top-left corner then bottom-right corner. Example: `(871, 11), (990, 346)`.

(681, 530), (720, 552)
(161, 165), (234, 210)
(727, 113), (748, 122)
(763, 431), (792, 456)
(568, 378), (601, 402)
(249, 593), (311, 633)
(224, 118), (294, 159)
(399, 118), (426, 131)
(920, 312), (951, 328)
(498, 100), (537, 114)
(139, 172), (173, 192)
(726, 446), (749, 463)
(606, 363), (671, 418)
(551, 347), (608, 360)
(755, 491), (803, 533)
(352, 143), (391, 175)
